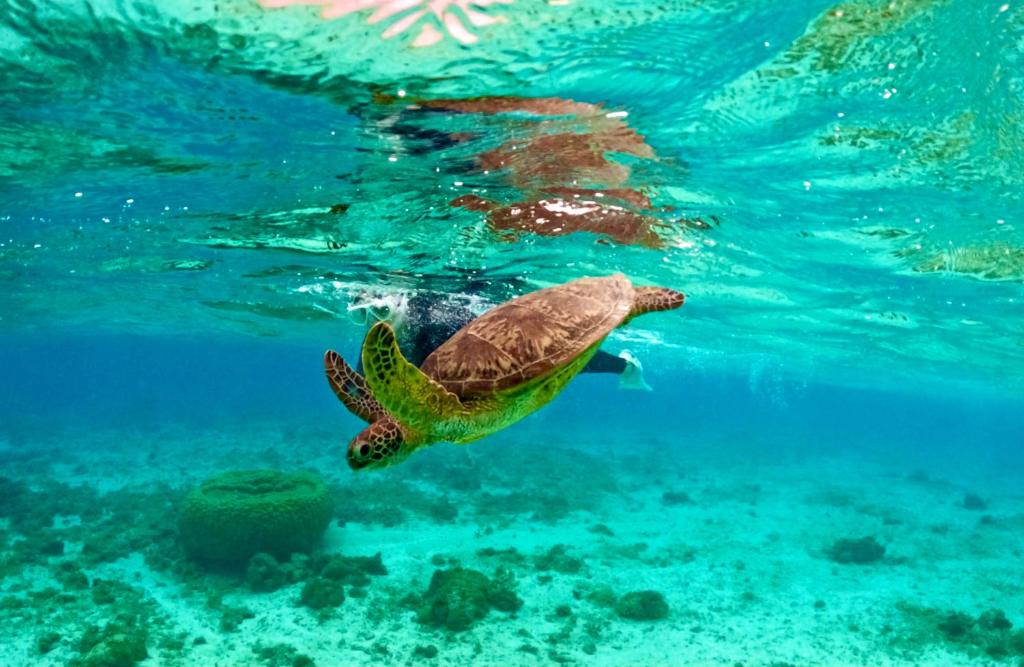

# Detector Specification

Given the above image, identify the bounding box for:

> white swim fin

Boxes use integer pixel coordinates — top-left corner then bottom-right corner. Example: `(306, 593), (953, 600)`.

(617, 350), (652, 392)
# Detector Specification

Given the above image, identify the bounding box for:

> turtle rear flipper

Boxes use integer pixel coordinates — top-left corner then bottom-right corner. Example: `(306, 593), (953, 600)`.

(361, 321), (465, 432)
(324, 350), (388, 423)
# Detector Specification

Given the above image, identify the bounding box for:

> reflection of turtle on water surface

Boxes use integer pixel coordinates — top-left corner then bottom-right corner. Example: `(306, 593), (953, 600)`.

(382, 94), (658, 190)
(451, 193), (668, 248)
(324, 274), (684, 470)
(451, 192), (719, 248)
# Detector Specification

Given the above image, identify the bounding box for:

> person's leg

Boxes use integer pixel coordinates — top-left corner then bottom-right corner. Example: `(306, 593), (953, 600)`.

(582, 350), (628, 374)
(582, 349), (652, 391)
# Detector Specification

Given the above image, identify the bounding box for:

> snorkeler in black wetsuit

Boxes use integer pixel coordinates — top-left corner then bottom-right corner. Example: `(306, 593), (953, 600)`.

(348, 289), (651, 390)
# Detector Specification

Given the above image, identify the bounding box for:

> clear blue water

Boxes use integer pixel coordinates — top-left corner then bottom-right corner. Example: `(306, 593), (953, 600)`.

(2, 1), (1023, 665)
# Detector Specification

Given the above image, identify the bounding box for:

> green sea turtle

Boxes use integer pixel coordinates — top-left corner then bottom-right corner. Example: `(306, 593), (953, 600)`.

(324, 274), (684, 470)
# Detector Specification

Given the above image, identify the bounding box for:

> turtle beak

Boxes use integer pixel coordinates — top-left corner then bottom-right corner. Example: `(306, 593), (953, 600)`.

(346, 418), (409, 472)
(348, 455), (371, 471)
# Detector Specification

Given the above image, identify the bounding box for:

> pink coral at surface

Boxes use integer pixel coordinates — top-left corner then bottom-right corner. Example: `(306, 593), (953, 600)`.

(258, 0), (514, 47)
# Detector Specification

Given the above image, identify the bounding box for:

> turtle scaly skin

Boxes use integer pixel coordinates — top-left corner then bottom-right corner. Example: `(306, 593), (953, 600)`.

(351, 324), (603, 467)
(325, 274), (684, 470)
(628, 286), (686, 321)
(324, 351), (386, 422)
(418, 274), (634, 396)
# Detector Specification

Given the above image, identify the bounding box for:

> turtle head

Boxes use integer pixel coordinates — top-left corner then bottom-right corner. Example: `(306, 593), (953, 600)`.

(347, 416), (418, 471)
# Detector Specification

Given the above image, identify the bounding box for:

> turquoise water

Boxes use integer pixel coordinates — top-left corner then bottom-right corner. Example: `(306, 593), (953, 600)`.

(2, 0), (1024, 665)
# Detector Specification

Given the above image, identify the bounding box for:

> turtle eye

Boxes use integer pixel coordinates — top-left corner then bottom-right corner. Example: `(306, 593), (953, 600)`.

(359, 444), (370, 457)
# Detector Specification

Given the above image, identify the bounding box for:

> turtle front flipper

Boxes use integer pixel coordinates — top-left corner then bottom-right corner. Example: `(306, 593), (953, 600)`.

(361, 322), (465, 433)
(324, 350), (388, 423)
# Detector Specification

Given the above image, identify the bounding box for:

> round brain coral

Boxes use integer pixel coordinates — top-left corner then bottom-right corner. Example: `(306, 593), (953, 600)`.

(180, 470), (333, 565)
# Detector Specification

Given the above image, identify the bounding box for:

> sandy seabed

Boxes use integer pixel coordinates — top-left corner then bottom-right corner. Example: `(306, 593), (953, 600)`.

(1, 418), (1021, 667)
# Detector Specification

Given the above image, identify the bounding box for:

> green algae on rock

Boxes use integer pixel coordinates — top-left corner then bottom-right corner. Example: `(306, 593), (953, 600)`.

(896, 603), (1024, 661)
(938, 611), (975, 639)
(57, 561), (91, 590)
(246, 553), (288, 592)
(320, 552), (388, 586)
(72, 619), (149, 667)
(253, 642), (318, 667)
(661, 490), (693, 506)
(978, 609), (1013, 632)
(299, 577), (345, 611)
(412, 644), (439, 659)
(826, 536), (885, 564)
(615, 590), (669, 621)
(962, 492), (988, 510)
(416, 568), (490, 631)
(91, 579), (137, 606)
(219, 605), (256, 633)
(488, 566), (524, 613)
(584, 584), (618, 608)
(244, 550), (389, 611)
(475, 546), (527, 565)
(179, 470), (333, 565)
(534, 544), (585, 574)
(36, 630), (62, 655)
(414, 567), (523, 631)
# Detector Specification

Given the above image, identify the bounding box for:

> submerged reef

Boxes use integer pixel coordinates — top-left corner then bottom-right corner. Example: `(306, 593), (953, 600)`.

(412, 567), (523, 631)
(179, 470), (333, 565)
(253, 643), (317, 667)
(826, 536), (886, 564)
(897, 603), (1024, 661)
(661, 490), (693, 506)
(71, 619), (149, 667)
(6, 421), (1022, 665)
(962, 492), (988, 511)
(246, 553), (289, 592)
(333, 443), (617, 531)
(299, 578), (345, 611)
(534, 545), (586, 574)
(321, 552), (389, 585)
(244, 550), (389, 611)
(615, 590), (670, 621)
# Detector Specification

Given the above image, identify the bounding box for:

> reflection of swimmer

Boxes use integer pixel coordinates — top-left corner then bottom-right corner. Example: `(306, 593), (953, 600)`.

(347, 289), (652, 391)
(451, 193), (666, 249)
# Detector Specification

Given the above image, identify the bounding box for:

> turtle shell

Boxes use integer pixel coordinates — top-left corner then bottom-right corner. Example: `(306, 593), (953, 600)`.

(420, 274), (633, 397)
